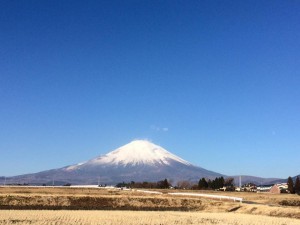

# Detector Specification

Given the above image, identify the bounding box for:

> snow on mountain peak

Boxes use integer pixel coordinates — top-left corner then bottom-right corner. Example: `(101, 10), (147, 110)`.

(66, 140), (192, 170)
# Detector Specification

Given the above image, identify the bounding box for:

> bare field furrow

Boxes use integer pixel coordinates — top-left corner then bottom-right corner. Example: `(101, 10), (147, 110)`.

(0, 210), (299, 225)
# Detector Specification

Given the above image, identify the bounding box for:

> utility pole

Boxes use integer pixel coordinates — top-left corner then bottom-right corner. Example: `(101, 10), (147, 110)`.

(239, 176), (242, 188)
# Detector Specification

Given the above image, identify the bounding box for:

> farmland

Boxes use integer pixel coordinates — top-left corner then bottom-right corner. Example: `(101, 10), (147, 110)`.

(0, 186), (300, 224)
(1, 210), (300, 225)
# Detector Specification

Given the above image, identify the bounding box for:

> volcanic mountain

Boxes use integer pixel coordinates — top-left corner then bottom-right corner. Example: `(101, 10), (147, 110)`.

(7, 140), (223, 185)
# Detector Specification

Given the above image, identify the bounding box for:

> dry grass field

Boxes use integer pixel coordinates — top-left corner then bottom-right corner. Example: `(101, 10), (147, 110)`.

(0, 186), (300, 224)
(0, 210), (300, 225)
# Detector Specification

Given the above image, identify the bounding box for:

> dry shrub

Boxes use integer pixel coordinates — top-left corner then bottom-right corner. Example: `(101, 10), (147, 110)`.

(279, 199), (300, 207)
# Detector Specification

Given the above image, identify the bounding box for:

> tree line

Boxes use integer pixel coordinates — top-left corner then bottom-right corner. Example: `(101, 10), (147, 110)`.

(115, 176), (235, 190)
(198, 176), (234, 190)
(116, 179), (170, 189)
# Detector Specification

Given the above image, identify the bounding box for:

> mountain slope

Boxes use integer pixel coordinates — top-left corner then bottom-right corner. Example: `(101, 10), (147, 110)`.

(7, 140), (223, 185)
(4, 140), (285, 186)
(230, 175), (284, 186)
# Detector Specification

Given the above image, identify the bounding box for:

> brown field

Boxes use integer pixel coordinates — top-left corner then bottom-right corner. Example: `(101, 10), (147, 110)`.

(1, 210), (300, 225)
(0, 186), (300, 224)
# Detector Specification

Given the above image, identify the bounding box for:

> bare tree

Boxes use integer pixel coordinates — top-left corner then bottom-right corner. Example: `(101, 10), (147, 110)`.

(224, 177), (235, 187)
(177, 180), (192, 189)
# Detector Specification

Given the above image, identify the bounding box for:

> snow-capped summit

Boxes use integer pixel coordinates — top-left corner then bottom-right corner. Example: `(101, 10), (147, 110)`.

(86, 140), (192, 167)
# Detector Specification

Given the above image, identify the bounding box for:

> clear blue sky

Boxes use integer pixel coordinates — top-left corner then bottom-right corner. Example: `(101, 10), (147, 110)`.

(1, 0), (299, 178)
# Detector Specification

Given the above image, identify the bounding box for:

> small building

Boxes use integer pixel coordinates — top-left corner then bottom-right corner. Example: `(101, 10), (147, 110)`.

(257, 185), (272, 192)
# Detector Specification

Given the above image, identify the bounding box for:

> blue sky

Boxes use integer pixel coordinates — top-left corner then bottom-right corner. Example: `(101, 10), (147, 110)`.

(1, 0), (299, 178)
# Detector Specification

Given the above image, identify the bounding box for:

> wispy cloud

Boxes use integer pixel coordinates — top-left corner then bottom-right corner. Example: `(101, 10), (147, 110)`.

(150, 125), (169, 132)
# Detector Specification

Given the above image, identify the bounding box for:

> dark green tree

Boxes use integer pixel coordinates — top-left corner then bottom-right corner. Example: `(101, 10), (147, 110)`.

(219, 176), (225, 188)
(116, 182), (128, 188)
(213, 177), (219, 189)
(214, 177), (225, 189)
(287, 176), (294, 194)
(210, 179), (216, 189)
(294, 176), (300, 194)
(198, 178), (208, 189)
(207, 179), (212, 189)
(157, 179), (170, 189)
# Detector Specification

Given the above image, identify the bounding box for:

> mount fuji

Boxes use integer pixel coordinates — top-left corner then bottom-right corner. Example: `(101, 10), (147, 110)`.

(6, 140), (223, 185)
